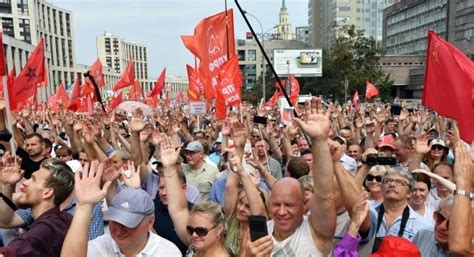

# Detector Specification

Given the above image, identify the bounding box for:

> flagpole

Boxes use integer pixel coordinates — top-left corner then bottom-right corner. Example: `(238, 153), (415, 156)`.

(84, 71), (106, 112)
(224, 0), (230, 58)
(3, 75), (16, 155)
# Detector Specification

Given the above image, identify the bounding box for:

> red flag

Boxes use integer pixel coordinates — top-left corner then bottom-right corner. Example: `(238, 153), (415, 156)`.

(10, 38), (46, 109)
(217, 55), (242, 108)
(87, 96), (93, 115)
(176, 91), (184, 103)
(0, 68), (14, 99)
(146, 94), (159, 108)
(288, 75), (300, 106)
(365, 81), (379, 99)
(129, 80), (142, 101)
(266, 81), (284, 107)
(68, 75), (83, 111)
(181, 9), (235, 101)
(186, 65), (204, 101)
(422, 30), (474, 142)
(0, 30), (5, 76)
(108, 92), (122, 110)
(113, 59), (135, 91)
(87, 59), (105, 87)
(39, 65), (48, 88)
(56, 83), (69, 107)
(352, 91), (359, 106)
(215, 84), (227, 120)
(148, 68), (166, 97)
(48, 93), (59, 113)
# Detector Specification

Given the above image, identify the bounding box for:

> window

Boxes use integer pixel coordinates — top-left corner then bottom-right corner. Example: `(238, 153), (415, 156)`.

(248, 49), (256, 61)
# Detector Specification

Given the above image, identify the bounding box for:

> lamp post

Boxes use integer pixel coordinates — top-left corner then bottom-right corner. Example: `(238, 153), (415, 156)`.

(244, 11), (268, 100)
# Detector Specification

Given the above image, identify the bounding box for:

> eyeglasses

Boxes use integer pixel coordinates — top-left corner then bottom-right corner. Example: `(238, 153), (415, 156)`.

(431, 145), (445, 151)
(433, 211), (449, 229)
(186, 224), (218, 237)
(366, 174), (383, 182)
(382, 178), (409, 187)
(183, 151), (199, 156)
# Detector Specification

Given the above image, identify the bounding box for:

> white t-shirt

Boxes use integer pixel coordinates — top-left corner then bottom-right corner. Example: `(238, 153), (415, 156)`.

(267, 216), (325, 257)
(87, 232), (181, 257)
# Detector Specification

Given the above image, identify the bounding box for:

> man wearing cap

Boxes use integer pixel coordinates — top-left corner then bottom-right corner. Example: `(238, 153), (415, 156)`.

(181, 140), (219, 201)
(378, 134), (397, 157)
(61, 161), (181, 257)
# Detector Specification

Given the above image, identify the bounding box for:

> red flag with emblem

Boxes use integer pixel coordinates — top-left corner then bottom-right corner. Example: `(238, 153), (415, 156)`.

(181, 9), (235, 101)
(216, 55), (242, 107)
(266, 83), (284, 107)
(422, 30), (474, 142)
(186, 65), (203, 101)
(10, 38), (46, 109)
(365, 81), (379, 99)
(148, 68), (166, 97)
(113, 59), (135, 91)
(129, 80), (142, 101)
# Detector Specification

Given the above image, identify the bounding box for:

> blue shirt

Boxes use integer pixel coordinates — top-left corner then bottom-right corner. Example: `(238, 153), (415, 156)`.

(208, 171), (270, 206)
(368, 205), (433, 242)
(16, 197), (104, 240)
(413, 229), (453, 257)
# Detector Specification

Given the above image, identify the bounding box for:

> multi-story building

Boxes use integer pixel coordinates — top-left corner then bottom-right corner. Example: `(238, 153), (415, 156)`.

(308, 0), (397, 48)
(295, 26), (310, 44)
(97, 32), (149, 82)
(383, 0), (473, 58)
(0, 0), (76, 99)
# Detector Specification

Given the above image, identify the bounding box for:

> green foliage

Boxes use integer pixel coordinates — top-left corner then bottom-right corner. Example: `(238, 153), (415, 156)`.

(302, 24), (394, 102)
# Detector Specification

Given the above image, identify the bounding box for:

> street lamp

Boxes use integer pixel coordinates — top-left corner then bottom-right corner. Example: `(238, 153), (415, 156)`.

(243, 11), (275, 100)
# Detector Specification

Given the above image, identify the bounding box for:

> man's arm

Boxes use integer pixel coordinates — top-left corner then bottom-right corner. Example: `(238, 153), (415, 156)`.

(129, 109), (148, 181)
(61, 161), (111, 257)
(294, 98), (336, 254)
(448, 142), (473, 256)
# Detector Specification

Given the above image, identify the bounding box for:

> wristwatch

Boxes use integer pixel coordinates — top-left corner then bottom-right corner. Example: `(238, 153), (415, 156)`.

(453, 188), (474, 199)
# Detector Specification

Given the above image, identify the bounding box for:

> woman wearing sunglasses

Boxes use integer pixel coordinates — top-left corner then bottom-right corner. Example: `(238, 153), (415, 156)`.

(423, 138), (449, 170)
(159, 137), (231, 257)
(223, 147), (270, 257)
(365, 165), (387, 208)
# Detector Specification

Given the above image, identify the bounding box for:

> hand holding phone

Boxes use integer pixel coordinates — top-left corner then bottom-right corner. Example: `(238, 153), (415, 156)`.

(249, 215), (268, 242)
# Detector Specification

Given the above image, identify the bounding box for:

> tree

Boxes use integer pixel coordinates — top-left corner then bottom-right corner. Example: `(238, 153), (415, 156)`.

(302, 24), (393, 103)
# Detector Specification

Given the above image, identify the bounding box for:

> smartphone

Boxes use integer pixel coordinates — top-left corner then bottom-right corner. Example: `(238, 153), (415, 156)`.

(253, 115), (268, 125)
(249, 215), (268, 242)
(390, 104), (402, 116)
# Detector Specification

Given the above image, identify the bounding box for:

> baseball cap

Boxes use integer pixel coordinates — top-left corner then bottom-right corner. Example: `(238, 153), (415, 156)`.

(104, 187), (154, 228)
(370, 236), (420, 257)
(378, 135), (396, 150)
(184, 140), (204, 152)
(429, 138), (447, 148)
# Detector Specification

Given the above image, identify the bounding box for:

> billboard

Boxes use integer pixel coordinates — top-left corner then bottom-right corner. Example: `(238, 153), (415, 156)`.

(273, 49), (322, 77)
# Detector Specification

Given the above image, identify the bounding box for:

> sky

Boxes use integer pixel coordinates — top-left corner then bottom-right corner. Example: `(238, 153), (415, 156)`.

(49, 0), (308, 78)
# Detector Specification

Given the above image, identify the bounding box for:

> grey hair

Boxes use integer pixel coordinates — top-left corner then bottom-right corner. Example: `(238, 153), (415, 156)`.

(383, 166), (415, 191)
(439, 194), (454, 209)
(114, 149), (132, 161)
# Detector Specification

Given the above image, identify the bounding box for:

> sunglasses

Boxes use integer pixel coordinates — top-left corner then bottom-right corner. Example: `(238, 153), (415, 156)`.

(431, 145), (445, 151)
(434, 211), (449, 229)
(366, 174), (383, 182)
(186, 224), (218, 237)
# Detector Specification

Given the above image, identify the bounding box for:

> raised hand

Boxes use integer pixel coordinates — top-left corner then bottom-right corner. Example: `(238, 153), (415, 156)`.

(130, 108), (146, 133)
(101, 158), (120, 183)
(0, 153), (23, 186)
(231, 121), (247, 150)
(160, 136), (181, 167)
(351, 191), (369, 228)
(294, 97), (331, 141)
(221, 120), (232, 136)
(453, 142), (473, 188)
(399, 109), (409, 121)
(414, 134), (430, 154)
(75, 161), (111, 206)
(120, 160), (140, 189)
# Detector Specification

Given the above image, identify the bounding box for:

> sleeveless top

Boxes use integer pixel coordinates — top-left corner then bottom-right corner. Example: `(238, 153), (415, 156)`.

(267, 216), (327, 257)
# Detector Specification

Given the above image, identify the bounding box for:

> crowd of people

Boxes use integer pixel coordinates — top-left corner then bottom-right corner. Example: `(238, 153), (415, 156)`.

(0, 96), (472, 257)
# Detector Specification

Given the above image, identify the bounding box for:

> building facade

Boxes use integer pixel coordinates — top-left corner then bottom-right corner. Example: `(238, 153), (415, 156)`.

(0, 0), (76, 98)
(97, 32), (149, 81)
(383, 0), (473, 58)
(308, 0), (397, 48)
